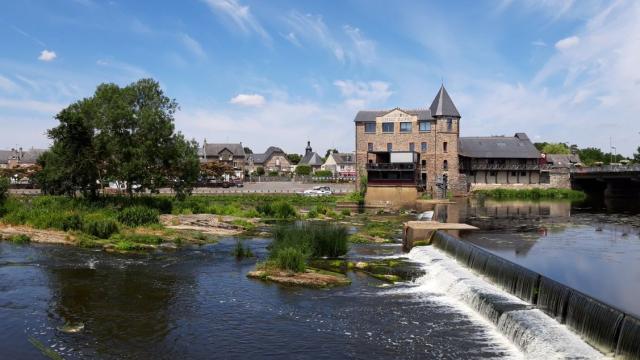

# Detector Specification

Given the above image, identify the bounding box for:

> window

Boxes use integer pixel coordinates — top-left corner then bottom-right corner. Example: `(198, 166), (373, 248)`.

(419, 121), (431, 132)
(409, 142), (415, 152)
(447, 118), (453, 131)
(520, 171), (527, 176)
(421, 142), (427, 152)
(489, 171), (497, 176)
(367, 143), (373, 151)
(400, 122), (412, 133)
(421, 160), (427, 166)
(443, 160), (448, 170)
(387, 143), (392, 152)
(382, 122), (394, 133)
(443, 142), (448, 152)
(511, 171), (517, 177)
(364, 122), (376, 133)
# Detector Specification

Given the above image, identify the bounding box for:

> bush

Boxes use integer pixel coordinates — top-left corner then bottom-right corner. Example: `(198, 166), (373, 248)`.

(256, 167), (265, 176)
(256, 201), (297, 219)
(267, 171), (279, 177)
(61, 212), (83, 231)
(340, 209), (351, 216)
(233, 240), (254, 259)
(295, 165), (312, 175)
(117, 206), (159, 227)
(313, 170), (333, 177)
(274, 247), (306, 272)
(307, 209), (318, 219)
(0, 177), (9, 204)
(6, 234), (31, 244)
(270, 223), (349, 259)
(83, 214), (119, 238)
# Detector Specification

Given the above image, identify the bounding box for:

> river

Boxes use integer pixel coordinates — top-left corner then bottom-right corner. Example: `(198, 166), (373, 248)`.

(1, 197), (639, 359)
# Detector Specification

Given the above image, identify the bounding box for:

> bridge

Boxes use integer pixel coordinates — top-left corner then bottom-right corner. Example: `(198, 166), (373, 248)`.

(571, 165), (640, 198)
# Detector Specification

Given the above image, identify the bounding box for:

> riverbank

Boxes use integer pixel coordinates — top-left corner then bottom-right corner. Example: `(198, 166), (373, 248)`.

(473, 187), (586, 200)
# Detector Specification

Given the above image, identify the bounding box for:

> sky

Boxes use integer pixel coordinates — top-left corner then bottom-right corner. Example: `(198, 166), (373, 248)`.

(1, 0), (639, 156)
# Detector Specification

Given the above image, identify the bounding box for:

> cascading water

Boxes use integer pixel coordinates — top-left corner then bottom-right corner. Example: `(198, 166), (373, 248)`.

(401, 245), (604, 358)
(536, 276), (571, 321)
(616, 315), (640, 359)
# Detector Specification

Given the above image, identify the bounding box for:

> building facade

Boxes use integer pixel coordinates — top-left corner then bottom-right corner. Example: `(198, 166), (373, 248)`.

(355, 85), (462, 195)
(247, 146), (292, 173)
(322, 152), (356, 177)
(298, 141), (323, 172)
(199, 141), (247, 178)
(458, 133), (541, 187)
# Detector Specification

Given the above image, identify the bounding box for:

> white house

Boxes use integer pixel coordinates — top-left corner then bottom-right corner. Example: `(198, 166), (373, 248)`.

(321, 152), (356, 177)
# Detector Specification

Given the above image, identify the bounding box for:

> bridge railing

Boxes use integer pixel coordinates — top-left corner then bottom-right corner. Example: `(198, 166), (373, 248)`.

(571, 164), (640, 174)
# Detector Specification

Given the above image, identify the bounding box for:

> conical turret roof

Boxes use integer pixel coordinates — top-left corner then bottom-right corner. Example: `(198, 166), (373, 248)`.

(429, 85), (460, 117)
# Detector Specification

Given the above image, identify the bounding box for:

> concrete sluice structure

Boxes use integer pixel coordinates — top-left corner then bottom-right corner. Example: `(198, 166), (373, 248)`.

(412, 231), (640, 359)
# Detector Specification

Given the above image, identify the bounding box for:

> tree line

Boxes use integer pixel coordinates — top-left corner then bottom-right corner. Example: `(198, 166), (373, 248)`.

(534, 142), (640, 166)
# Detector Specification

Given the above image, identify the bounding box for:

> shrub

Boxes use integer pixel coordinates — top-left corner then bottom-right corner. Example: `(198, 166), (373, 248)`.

(272, 201), (296, 219)
(307, 209), (318, 219)
(274, 247), (306, 272)
(117, 206), (159, 227)
(267, 171), (279, 177)
(270, 223), (349, 259)
(340, 209), (351, 216)
(7, 234), (31, 244)
(0, 177), (9, 204)
(61, 212), (83, 231)
(313, 170), (333, 177)
(82, 214), (119, 238)
(295, 165), (312, 175)
(256, 167), (265, 176)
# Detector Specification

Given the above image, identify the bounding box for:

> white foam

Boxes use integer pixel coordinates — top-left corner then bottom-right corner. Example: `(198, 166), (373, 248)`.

(389, 246), (607, 359)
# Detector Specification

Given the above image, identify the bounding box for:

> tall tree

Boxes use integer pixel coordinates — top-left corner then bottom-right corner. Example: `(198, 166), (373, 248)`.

(324, 148), (339, 158)
(40, 78), (199, 197)
(287, 154), (302, 165)
(634, 146), (640, 163)
(541, 143), (570, 154)
(243, 147), (253, 154)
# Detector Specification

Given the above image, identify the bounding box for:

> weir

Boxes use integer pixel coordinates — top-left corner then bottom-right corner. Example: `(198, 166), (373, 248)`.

(428, 231), (640, 359)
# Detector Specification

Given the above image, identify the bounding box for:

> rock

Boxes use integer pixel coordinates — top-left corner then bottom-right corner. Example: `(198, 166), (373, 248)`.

(354, 261), (369, 270)
(57, 322), (84, 334)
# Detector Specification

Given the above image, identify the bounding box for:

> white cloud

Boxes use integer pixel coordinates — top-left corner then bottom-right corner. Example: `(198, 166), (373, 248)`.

(38, 50), (57, 62)
(96, 58), (149, 79)
(343, 25), (376, 63)
(282, 32), (301, 47)
(179, 33), (206, 59)
(229, 93), (266, 107)
(0, 98), (64, 113)
(202, 0), (270, 41)
(334, 80), (392, 108)
(555, 36), (580, 50)
(0, 75), (20, 93)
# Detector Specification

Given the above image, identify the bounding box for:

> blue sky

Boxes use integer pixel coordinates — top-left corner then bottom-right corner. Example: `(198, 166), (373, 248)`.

(1, 0), (639, 155)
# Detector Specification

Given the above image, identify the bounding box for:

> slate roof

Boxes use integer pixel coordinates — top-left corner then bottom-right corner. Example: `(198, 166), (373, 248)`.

(459, 133), (540, 159)
(0, 148), (46, 164)
(202, 143), (246, 158)
(545, 154), (581, 168)
(299, 152), (323, 166)
(332, 153), (355, 165)
(353, 108), (433, 122)
(249, 146), (285, 164)
(429, 85), (461, 117)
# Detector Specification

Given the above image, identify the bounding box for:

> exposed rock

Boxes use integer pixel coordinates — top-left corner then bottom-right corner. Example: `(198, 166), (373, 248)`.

(247, 269), (351, 288)
(0, 224), (72, 245)
(160, 214), (247, 236)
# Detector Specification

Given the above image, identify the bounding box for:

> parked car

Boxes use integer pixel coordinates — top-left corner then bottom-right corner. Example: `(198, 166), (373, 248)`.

(303, 186), (332, 196)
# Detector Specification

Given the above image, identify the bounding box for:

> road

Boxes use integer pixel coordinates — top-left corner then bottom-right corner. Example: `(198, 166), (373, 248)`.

(9, 182), (356, 196)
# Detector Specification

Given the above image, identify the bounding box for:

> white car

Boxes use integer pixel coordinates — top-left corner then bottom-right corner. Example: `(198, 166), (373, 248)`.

(303, 186), (332, 196)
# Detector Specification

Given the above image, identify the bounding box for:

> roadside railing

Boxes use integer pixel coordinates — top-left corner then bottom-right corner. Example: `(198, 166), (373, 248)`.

(571, 164), (640, 173)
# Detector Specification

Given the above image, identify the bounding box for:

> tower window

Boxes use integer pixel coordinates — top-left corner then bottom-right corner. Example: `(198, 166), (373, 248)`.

(387, 143), (393, 152)
(409, 142), (415, 152)
(443, 142), (448, 152)
(447, 118), (453, 131)
(367, 143), (373, 151)
(443, 160), (448, 170)
(421, 142), (427, 152)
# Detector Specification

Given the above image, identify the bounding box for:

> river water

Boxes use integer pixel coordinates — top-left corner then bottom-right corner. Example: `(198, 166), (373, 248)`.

(1, 197), (638, 359)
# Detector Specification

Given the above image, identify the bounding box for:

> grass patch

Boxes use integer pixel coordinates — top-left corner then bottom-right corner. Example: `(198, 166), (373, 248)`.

(474, 188), (586, 200)
(233, 240), (254, 259)
(4, 234), (31, 244)
(82, 213), (119, 238)
(117, 206), (159, 227)
(274, 247), (307, 272)
(231, 219), (256, 230)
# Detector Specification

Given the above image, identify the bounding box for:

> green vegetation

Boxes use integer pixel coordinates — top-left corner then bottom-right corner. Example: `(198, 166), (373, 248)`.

(274, 247), (307, 272)
(233, 240), (254, 259)
(534, 142), (631, 165)
(82, 214), (119, 238)
(255, 201), (297, 219)
(474, 188), (587, 200)
(314, 170), (333, 177)
(4, 234), (31, 244)
(295, 164), (312, 175)
(117, 206), (159, 226)
(0, 176), (8, 207)
(36, 78), (199, 198)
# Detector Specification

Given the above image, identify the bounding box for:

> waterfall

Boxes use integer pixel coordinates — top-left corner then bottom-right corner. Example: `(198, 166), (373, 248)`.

(426, 231), (640, 359)
(404, 245), (603, 358)
(616, 315), (640, 359)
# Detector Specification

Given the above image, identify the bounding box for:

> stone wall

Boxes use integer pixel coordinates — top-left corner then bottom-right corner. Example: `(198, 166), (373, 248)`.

(365, 186), (418, 208)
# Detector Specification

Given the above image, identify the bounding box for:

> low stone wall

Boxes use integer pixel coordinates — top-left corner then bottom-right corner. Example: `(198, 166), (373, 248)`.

(365, 186), (418, 208)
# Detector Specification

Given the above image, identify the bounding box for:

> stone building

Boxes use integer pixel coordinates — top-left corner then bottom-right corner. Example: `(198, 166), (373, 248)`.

(458, 133), (541, 187)
(354, 85), (462, 196)
(0, 148), (46, 169)
(199, 141), (247, 178)
(322, 152), (356, 177)
(298, 141), (323, 172)
(247, 146), (292, 174)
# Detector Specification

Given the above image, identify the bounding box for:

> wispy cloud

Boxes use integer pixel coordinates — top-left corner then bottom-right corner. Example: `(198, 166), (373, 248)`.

(10, 25), (46, 47)
(0, 98), (65, 113)
(96, 58), (149, 79)
(555, 35), (580, 50)
(0, 75), (20, 93)
(334, 80), (392, 108)
(202, 0), (270, 41)
(532, 40), (547, 47)
(38, 50), (57, 62)
(343, 25), (376, 63)
(229, 93), (266, 107)
(179, 33), (206, 59)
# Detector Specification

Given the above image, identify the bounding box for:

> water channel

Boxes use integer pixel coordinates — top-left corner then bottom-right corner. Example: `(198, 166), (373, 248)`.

(1, 197), (639, 359)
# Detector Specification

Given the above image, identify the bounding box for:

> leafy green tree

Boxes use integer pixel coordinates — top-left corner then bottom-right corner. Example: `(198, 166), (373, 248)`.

(634, 146), (640, 163)
(243, 147), (253, 154)
(287, 153), (302, 165)
(41, 78), (199, 198)
(295, 165), (312, 175)
(578, 147), (606, 165)
(541, 143), (570, 154)
(255, 167), (265, 176)
(0, 176), (9, 205)
(324, 148), (339, 158)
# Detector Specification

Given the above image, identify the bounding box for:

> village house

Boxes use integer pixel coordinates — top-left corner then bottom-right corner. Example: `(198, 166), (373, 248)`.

(247, 146), (292, 174)
(199, 141), (247, 179)
(321, 152), (356, 177)
(458, 133), (542, 187)
(0, 148), (46, 169)
(298, 141), (323, 172)
(354, 85), (462, 198)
